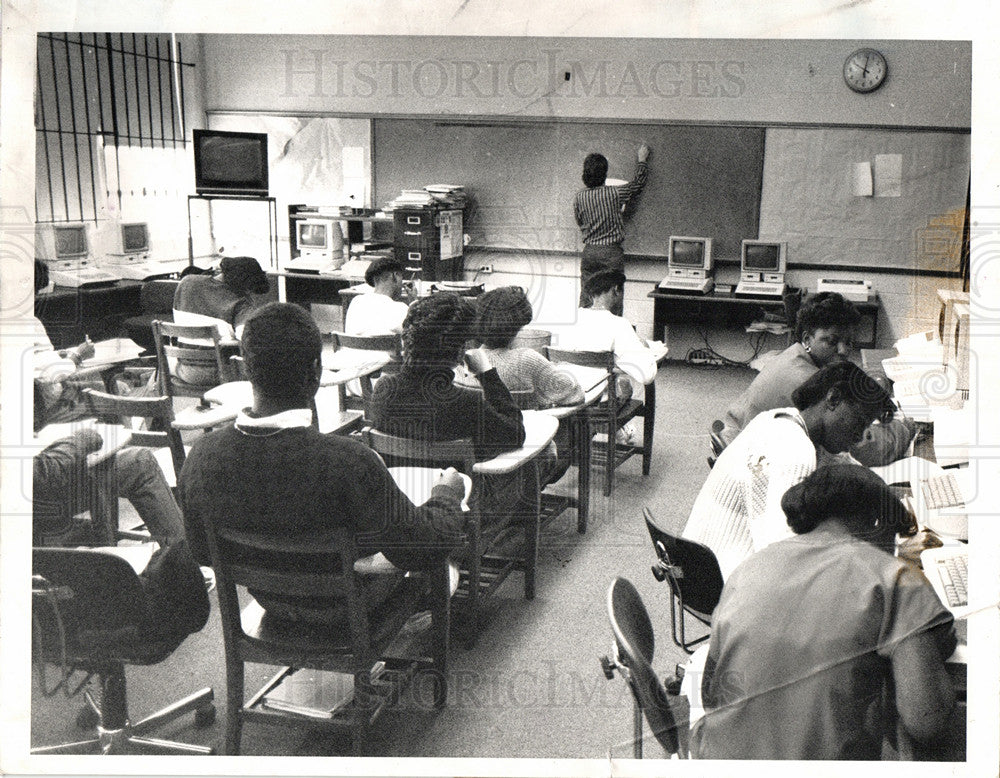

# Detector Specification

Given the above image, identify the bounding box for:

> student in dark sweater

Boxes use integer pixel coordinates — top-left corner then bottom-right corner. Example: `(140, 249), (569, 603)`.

(370, 293), (530, 547)
(178, 302), (466, 624)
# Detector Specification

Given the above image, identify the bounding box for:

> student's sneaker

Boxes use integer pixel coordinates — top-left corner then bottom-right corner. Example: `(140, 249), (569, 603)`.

(200, 566), (216, 593)
(615, 422), (637, 446)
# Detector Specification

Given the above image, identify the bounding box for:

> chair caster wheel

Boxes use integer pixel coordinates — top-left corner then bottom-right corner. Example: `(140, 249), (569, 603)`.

(76, 704), (100, 729)
(194, 703), (216, 727)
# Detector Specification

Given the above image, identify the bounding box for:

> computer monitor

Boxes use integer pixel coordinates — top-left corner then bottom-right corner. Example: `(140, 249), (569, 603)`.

(106, 221), (151, 257)
(740, 240), (787, 283)
(667, 236), (713, 279)
(35, 223), (89, 263)
(294, 218), (344, 260)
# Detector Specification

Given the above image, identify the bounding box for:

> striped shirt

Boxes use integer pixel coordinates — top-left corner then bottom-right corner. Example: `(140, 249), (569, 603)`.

(573, 161), (648, 246)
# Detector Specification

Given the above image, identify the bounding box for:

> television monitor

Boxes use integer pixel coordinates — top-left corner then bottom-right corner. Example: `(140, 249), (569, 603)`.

(667, 236), (713, 277)
(741, 240), (787, 280)
(35, 223), (89, 262)
(294, 218), (344, 258)
(193, 129), (269, 197)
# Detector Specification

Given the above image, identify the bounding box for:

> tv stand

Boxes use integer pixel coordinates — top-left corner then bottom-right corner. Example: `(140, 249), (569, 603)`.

(187, 194), (279, 268)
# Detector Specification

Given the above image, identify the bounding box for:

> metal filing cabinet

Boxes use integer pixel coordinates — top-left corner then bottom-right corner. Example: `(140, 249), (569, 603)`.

(393, 207), (463, 281)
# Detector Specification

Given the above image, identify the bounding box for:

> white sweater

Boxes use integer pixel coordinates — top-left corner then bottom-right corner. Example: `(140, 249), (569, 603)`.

(682, 407), (817, 580)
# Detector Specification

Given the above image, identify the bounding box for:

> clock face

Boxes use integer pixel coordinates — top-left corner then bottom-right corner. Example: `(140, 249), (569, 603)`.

(844, 48), (888, 93)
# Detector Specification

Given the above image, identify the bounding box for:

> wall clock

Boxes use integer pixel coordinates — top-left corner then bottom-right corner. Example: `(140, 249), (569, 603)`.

(843, 48), (888, 93)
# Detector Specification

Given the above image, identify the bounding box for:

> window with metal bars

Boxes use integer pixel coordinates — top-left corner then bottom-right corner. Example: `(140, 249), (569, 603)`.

(35, 32), (194, 225)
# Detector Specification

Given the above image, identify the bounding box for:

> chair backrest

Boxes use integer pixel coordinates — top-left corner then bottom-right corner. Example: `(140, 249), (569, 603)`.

(82, 388), (186, 481)
(644, 509), (724, 621)
(510, 328), (552, 355)
(606, 577), (680, 756)
(33, 547), (150, 647)
(331, 331), (403, 357)
(152, 319), (229, 397)
(202, 523), (372, 657)
(544, 346), (617, 403)
(140, 279), (180, 315)
(362, 427), (477, 475)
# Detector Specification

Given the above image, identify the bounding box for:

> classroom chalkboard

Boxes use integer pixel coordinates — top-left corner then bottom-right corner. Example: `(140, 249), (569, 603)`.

(373, 119), (765, 260)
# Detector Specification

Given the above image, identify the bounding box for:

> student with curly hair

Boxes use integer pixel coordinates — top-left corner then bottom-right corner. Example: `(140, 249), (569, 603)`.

(370, 292), (530, 548)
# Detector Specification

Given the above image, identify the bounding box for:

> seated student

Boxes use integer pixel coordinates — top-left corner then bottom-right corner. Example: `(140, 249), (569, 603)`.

(551, 269), (658, 397)
(32, 260), (99, 425)
(470, 286), (584, 485)
(720, 291), (916, 465)
(344, 256), (409, 336)
(473, 286), (583, 409)
(33, 428), (186, 549)
(178, 302), (466, 625)
(171, 255), (270, 385)
(369, 293), (529, 546)
(682, 361), (895, 580)
(692, 464), (956, 761)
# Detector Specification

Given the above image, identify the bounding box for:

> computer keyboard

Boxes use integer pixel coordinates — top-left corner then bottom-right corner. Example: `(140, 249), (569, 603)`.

(734, 281), (785, 297)
(658, 277), (714, 294)
(922, 472), (965, 510)
(49, 267), (122, 288)
(931, 551), (968, 608)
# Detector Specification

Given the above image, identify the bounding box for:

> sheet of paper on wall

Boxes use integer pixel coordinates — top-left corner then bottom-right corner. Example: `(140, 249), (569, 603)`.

(852, 161), (873, 196)
(874, 153), (903, 197)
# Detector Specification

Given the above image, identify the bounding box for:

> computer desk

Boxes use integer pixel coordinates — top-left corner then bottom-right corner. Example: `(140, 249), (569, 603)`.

(649, 287), (880, 349)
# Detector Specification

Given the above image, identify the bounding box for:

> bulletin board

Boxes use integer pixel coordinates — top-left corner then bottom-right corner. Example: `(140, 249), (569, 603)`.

(373, 119), (765, 260)
(758, 128), (970, 273)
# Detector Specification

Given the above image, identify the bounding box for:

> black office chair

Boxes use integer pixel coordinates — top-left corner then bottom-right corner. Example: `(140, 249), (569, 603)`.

(644, 508), (724, 654)
(31, 546), (215, 755)
(599, 577), (684, 759)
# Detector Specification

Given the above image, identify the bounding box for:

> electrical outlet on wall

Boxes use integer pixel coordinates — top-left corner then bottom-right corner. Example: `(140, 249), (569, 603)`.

(479, 264), (494, 274)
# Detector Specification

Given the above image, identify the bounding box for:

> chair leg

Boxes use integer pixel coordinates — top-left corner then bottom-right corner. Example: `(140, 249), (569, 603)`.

(633, 696), (644, 759)
(523, 464), (541, 601)
(642, 408), (654, 476)
(604, 419), (615, 497)
(430, 563), (449, 708)
(224, 659), (245, 755)
(130, 686), (215, 736)
(31, 738), (102, 755)
(576, 415), (590, 534)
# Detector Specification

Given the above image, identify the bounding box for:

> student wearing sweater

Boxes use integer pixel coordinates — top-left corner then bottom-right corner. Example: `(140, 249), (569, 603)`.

(471, 286), (584, 484)
(720, 292), (916, 466)
(473, 286), (583, 409)
(683, 361), (895, 580)
(178, 302), (466, 624)
(551, 270), (660, 401)
(370, 293), (530, 549)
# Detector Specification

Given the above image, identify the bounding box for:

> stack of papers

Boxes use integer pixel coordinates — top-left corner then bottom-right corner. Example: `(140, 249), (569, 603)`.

(387, 190), (436, 208)
(424, 184), (467, 208)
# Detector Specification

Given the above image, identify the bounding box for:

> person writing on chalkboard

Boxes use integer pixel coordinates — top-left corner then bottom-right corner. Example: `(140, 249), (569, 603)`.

(574, 143), (650, 313)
